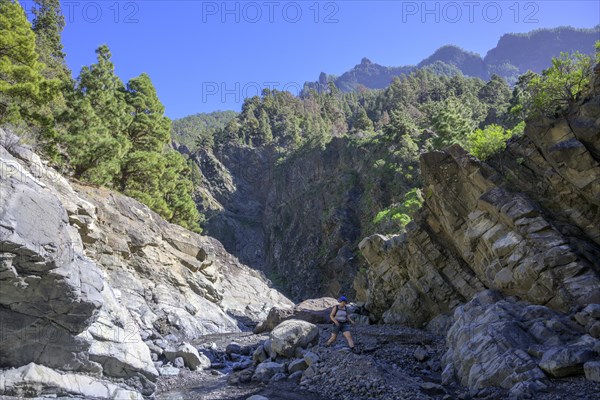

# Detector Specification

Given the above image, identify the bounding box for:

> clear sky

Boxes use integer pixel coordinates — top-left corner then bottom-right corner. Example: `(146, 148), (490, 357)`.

(22, 1), (600, 119)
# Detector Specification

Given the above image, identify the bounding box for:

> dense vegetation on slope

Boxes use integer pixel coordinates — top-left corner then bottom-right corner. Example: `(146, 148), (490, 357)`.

(0, 0), (202, 232)
(177, 42), (598, 242)
(172, 110), (237, 150)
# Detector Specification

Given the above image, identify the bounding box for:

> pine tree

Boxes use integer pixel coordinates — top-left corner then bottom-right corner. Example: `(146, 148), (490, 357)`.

(120, 150), (170, 216)
(77, 45), (131, 135)
(31, 0), (69, 81)
(125, 73), (171, 152)
(257, 108), (273, 144)
(162, 151), (201, 232)
(353, 106), (374, 132)
(64, 45), (131, 184)
(431, 97), (474, 149)
(63, 94), (125, 185)
(0, 0), (54, 124)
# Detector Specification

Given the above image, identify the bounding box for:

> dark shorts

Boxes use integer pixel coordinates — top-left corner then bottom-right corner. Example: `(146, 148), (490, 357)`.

(333, 321), (350, 334)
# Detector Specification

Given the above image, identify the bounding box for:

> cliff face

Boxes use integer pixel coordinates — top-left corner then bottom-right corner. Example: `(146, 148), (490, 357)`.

(0, 131), (292, 398)
(357, 65), (600, 395)
(191, 137), (411, 301)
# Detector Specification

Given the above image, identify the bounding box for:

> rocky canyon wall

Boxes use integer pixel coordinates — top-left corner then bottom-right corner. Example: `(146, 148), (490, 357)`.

(0, 130), (292, 398)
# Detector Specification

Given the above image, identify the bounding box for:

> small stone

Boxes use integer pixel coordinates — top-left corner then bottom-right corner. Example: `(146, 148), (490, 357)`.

(252, 362), (284, 382)
(253, 345), (268, 364)
(226, 342), (242, 355)
(158, 366), (180, 376)
(173, 356), (185, 368)
(303, 351), (320, 366)
(588, 321), (600, 338)
(420, 382), (444, 394)
(270, 372), (286, 382)
(584, 360), (600, 382)
(539, 346), (596, 377)
(164, 334), (178, 342)
(246, 396), (269, 400)
(289, 370), (303, 382)
(414, 347), (429, 362)
(288, 358), (309, 373)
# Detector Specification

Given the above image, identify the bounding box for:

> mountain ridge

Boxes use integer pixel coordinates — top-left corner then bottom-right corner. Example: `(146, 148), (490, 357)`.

(308, 25), (599, 91)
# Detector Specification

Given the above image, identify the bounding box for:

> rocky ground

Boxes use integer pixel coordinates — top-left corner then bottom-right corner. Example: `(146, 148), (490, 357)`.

(155, 324), (600, 400)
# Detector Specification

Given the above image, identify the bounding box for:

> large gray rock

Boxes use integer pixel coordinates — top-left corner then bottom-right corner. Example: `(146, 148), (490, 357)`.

(0, 143), (103, 373)
(252, 362), (284, 382)
(165, 342), (211, 370)
(442, 291), (592, 393)
(584, 361), (600, 382)
(270, 320), (319, 358)
(0, 363), (143, 399)
(255, 297), (337, 333)
(288, 358), (309, 373)
(252, 344), (268, 364)
(539, 346), (596, 377)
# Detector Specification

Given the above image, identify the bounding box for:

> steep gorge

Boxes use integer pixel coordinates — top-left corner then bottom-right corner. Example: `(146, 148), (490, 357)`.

(187, 137), (414, 301)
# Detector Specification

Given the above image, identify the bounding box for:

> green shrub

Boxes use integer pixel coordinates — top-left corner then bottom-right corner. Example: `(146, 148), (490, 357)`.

(528, 51), (594, 117)
(467, 122), (525, 160)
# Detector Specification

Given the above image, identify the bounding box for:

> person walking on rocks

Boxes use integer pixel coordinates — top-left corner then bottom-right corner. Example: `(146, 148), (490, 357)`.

(325, 296), (357, 352)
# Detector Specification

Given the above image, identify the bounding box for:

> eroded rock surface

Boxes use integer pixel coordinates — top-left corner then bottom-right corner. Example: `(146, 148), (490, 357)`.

(356, 65), (600, 394)
(0, 129), (292, 398)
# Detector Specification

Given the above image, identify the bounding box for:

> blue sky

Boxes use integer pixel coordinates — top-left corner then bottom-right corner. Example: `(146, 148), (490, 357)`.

(22, 1), (600, 119)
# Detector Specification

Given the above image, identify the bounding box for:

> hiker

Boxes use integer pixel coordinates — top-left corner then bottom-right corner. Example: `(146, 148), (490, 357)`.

(325, 296), (357, 352)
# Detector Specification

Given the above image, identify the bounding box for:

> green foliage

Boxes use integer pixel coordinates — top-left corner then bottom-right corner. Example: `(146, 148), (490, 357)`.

(467, 123), (524, 160)
(161, 151), (202, 232)
(372, 188), (423, 232)
(0, 0), (58, 125)
(171, 110), (237, 150)
(528, 51), (594, 117)
(62, 94), (127, 185)
(59, 45), (202, 231)
(63, 45), (131, 183)
(125, 73), (171, 152)
(431, 97), (475, 149)
(352, 106), (373, 132)
(32, 0), (68, 81)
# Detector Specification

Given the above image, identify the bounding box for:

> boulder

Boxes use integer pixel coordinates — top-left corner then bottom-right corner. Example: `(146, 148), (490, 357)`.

(226, 342), (242, 355)
(288, 370), (303, 383)
(270, 372), (286, 382)
(441, 291), (590, 392)
(165, 342), (211, 370)
(228, 367), (255, 384)
(303, 351), (320, 366)
(255, 297), (337, 333)
(584, 361), (600, 382)
(173, 357), (185, 368)
(270, 320), (319, 358)
(252, 362), (284, 382)
(539, 347), (596, 377)
(0, 363), (143, 399)
(288, 358), (309, 373)
(252, 345), (268, 364)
